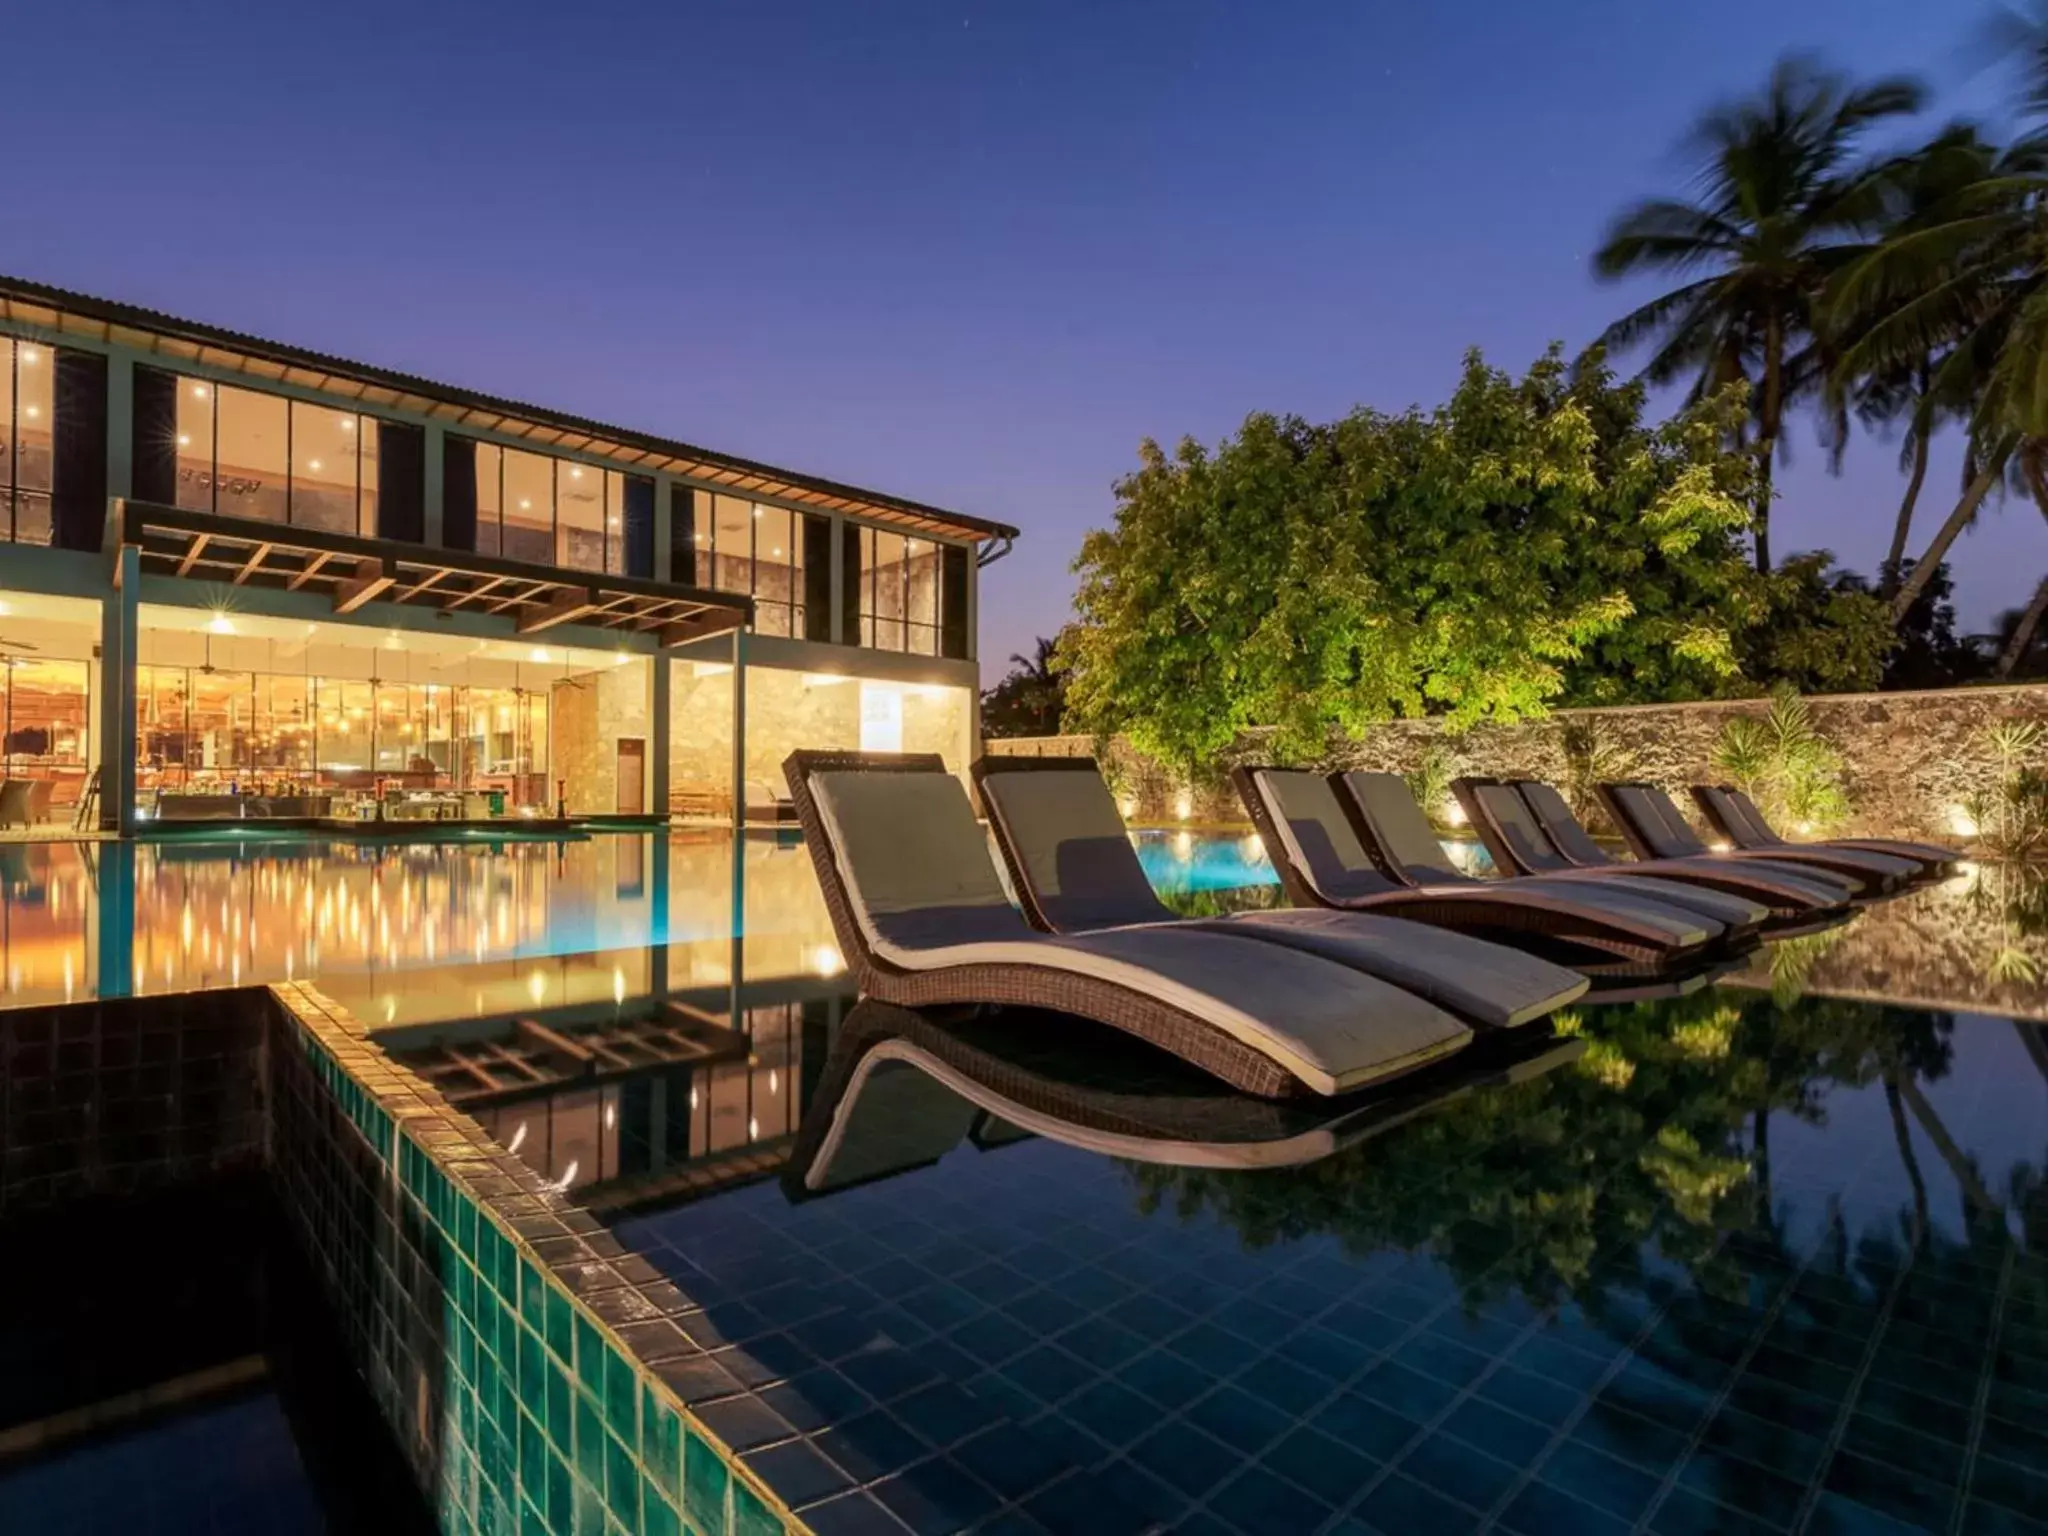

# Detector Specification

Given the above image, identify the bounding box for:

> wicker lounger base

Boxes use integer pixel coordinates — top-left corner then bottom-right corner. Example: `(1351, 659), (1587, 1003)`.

(863, 963), (1474, 1100)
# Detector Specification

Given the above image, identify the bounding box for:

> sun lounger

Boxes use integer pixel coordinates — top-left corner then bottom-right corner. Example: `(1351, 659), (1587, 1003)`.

(1457, 777), (1853, 918)
(1690, 784), (1958, 878)
(1445, 777), (1771, 932)
(783, 750), (1472, 1098)
(1599, 782), (1914, 894)
(972, 755), (1586, 1030)
(1233, 765), (1722, 962)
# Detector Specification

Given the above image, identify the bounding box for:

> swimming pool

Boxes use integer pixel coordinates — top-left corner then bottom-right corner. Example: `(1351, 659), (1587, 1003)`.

(4, 830), (2046, 1534)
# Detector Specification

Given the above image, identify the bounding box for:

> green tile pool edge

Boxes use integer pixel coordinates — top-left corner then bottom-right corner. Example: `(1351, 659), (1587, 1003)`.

(269, 981), (803, 1536)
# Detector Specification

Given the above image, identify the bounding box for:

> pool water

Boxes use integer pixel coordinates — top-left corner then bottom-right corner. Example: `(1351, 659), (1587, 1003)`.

(604, 990), (2048, 1535)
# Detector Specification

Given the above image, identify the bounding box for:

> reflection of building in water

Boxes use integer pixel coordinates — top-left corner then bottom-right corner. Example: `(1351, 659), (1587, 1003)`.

(0, 829), (848, 1007)
(389, 989), (845, 1205)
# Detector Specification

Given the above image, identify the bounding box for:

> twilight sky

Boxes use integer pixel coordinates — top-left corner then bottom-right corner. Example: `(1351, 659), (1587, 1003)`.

(3, 1), (2032, 681)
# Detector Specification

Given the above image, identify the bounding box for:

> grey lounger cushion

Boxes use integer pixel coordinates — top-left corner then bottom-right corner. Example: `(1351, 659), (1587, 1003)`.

(982, 763), (1586, 1029)
(1469, 783), (1768, 927)
(1615, 784), (1912, 887)
(977, 765), (1177, 930)
(1517, 780), (1852, 908)
(1250, 771), (1408, 904)
(808, 768), (1473, 1096)
(1709, 787), (1957, 871)
(1337, 772), (1723, 946)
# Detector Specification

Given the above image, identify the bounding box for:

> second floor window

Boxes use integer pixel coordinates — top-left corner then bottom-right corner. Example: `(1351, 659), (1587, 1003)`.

(175, 378), (379, 535)
(856, 527), (943, 656)
(700, 494), (804, 638)
(0, 336), (52, 545)
(470, 441), (633, 575)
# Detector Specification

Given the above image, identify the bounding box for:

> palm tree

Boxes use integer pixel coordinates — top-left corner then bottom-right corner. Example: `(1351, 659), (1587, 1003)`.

(1827, 17), (2048, 625)
(1828, 126), (2005, 588)
(1595, 55), (1925, 573)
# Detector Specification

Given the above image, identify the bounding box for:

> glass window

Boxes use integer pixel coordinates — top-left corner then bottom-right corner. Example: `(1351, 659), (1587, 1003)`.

(866, 528), (907, 652)
(290, 401), (361, 535)
(474, 442), (503, 556)
(709, 494), (752, 598)
(557, 459), (604, 573)
(604, 470), (626, 575)
(904, 537), (941, 656)
(175, 379), (215, 513)
(171, 373), (378, 533)
(12, 340), (51, 546)
(853, 525), (948, 654)
(214, 385), (289, 524)
(502, 448), (554, 564)
(0, 337), (55, 544)
(753, 504), (801, 638)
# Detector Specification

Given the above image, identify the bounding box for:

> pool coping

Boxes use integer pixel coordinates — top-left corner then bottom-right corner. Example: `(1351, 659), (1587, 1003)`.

(269, 980), (815, 1536)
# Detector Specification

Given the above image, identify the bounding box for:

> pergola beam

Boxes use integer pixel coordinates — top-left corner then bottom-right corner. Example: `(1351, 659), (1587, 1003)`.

(333, 558), (395, 614)
(174, 533), (212, 578)
(658, 610), (743, 647)
(286, 550), (334, 591)
(518, 587), (602, 634)
(230, 541), (273, 586)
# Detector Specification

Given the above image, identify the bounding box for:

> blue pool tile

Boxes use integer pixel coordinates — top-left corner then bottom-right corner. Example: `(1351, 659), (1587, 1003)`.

(1352, 1468), (1478, 1535)
(1061, 1380), (1158, 1448)
(1205, 1463), (1335, 1534)
(1127, 1418), (1236, 1498)
(1498, 1478), (1633, 1536)
(1353, 1360), (1461, 1421)
(1120, 1348), (1210, 1408)
(946, 1424), (1073, 1502)
(813, 1411), (929, 1484)
(1648, 1486), (1786, 1536)
(1182, 1385), (1292, 1451)
(870, 1458), (1004, 1535)
(1533, 1438), (1664, 1523)
(1400, 1432), (1521, 1511)
(1261, 1425), (1377, 1506)
(1231, 1353), (1333, 1416)
(742, 1438), (852, 1511)
(1437, 1395), (1549, 1466)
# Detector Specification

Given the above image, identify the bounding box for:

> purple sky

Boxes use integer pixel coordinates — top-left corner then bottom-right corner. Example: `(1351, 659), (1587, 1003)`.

(4, 1), (2033, 682)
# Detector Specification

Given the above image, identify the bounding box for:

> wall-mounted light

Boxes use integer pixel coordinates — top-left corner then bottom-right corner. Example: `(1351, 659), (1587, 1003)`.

(1442, 799), (1468, 827)
(1174, 791), (1193, 821)
(1948, 805), (1980, 839)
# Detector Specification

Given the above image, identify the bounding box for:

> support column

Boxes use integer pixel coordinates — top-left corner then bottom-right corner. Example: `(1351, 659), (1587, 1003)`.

(104, 353), (135, 502)
(728, 624), (748, 1024)
(964, 542), (979, 666)
(647, 651), (670, 821)
(94, 842), (136, 999)
(730, 627), (747, 836)
(422, 422), (446, 547)
(100, 542), (139, 834)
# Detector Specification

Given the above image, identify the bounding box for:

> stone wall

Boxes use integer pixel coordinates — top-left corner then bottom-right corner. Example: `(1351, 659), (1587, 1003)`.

(551, 662), (651, 816)
(986, 682), (2048, 844)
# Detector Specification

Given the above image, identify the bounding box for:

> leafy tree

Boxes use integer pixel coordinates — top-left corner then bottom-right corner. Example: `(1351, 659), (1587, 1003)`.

(1730, 552), (1897, 694)
(1879, 559), (1994, 687)
(979, 636), (1067, 738)
(1595, 55), (1925, 573)
(1059, 349), (1891, 771)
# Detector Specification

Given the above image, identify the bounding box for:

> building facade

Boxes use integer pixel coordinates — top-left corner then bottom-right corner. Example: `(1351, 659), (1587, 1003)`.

(0, 276), (1014, 833)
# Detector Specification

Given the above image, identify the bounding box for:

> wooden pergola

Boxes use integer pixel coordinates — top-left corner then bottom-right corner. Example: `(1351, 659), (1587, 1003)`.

(116, 498), (751, 646)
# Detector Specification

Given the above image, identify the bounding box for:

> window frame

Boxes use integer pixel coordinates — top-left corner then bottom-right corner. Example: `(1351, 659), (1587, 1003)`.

(173, 373), (377, 535)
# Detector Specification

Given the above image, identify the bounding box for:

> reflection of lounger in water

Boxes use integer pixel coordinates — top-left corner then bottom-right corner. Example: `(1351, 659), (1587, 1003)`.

(784, 999), (1586, 1198)
(783, 750), (1478, 1098)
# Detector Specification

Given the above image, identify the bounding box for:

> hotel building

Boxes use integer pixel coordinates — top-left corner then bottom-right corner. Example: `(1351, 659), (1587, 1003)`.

(0, 275), (1014, 833)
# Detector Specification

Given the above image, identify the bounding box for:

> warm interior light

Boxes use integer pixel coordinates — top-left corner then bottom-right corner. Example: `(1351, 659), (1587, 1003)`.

(753, 507), (763, 518)
(771, 547), (783, 558)
(207, 613), (234, 636)
(22, 406), (36, 419)
(529, 646), (550, 663)
(177, 433), (191, 447)
(339, 417), (354, 431)
(192, 384), (208, 398)
(19, 348), (36, 365)
(307, 459), (322, 472)
(570, 467), (583, 480)
(519, 499), (531, 510)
